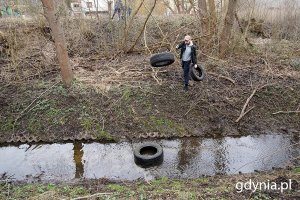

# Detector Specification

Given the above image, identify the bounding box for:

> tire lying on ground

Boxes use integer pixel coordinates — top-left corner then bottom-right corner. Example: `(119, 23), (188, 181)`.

(134, 143), (163, 168)
(150, 52), (175, 67)
(190, 64), (206, 81)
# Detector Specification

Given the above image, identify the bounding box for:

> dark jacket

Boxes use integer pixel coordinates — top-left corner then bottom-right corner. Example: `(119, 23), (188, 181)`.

(176, 41), (197, 64)
(114, 0), (123, 9)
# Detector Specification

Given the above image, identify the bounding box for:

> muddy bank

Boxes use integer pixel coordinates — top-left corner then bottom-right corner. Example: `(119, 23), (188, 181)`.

(1, 52), (300, 143)
(1, 18), (300, 143)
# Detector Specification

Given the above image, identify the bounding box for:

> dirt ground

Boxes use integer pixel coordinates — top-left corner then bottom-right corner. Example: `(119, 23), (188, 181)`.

(0, 18), (299, 143)
(1, 43), (300, 143)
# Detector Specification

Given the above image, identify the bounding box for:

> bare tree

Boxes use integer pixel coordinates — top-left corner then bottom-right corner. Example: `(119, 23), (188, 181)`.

(174, 0), (182, 13)
(93, 0), (100, 20)
(207, 0), (217, 35)
(219, 0), (238, 58)
(163, 0), (196, 14)
(162, 0), (176, 14)
(121, 0), (146, 51)
(198, 0), (209, 34)
(41, 0), (73, 87)
(127, 0), (157, 52)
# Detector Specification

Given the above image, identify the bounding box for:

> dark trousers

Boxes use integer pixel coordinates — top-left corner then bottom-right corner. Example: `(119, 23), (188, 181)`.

(112, 8), (121, 19)
(182, 60), (191, 86)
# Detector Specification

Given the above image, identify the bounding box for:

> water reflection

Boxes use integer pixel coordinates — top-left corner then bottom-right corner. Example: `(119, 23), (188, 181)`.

(0, 134), (299, 182)
(213, 138), (229, 174)
(177, 138), (202, 172)
(289, 133), (300, 166)
(74, 142), (84, 179)
(0, 143), (75, 181)
(82, 143), (145, 180)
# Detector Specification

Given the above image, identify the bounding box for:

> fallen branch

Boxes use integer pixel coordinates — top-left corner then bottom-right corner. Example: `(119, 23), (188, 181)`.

(142, 89), (165, 96)
(208, 72), (236, 84)
(151, 67), (162, 85)
(235, 84), (273, 123)
(72, 192), (113, 200)
(272, 111), (300, 115)
(184, 101), (202, 116)
(143, 23), (152, 54)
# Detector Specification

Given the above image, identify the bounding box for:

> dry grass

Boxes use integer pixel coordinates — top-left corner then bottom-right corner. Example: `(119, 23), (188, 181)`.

(0, 8), (299, 89)
(0, 15), (193, 85)
(238, 0), (300, 40)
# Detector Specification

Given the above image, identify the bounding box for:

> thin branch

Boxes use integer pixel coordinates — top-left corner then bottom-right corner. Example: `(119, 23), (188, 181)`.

(272, 111), (300, 115)
(13, 80), (61, 127)
(144, 3), (170, 46)
(72, 192), (113, 200)
(185, 100), (202, 116)
(151, 67), (162, 85)
(143, 23), (152, 54)
(122, 0), (145, 50)
(126, 0), (157, 53)
(162, 0), (175, 14)
(234, 13), (254, 47)
(208, 72), (236, 84)
(235, 84), (274, 123)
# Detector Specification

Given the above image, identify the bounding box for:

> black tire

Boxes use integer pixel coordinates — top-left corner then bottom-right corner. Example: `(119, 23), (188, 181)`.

(150, 52), (175, 67)
(134, 143), (163, 168)
(190, 64), (206, 81)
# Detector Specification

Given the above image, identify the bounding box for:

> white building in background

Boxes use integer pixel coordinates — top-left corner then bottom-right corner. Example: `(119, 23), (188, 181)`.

(70, 0), (113, 16)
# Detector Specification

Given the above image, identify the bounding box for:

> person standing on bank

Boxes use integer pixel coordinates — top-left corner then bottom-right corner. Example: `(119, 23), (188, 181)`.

(176, 35), (198, 91)
(112, 0), (123, 20)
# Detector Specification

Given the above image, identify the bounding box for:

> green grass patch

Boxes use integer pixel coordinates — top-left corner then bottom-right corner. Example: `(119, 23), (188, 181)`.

(107, 184), (129, 193)
(0, 183), (90, 199)
(97, 129), (115, 141)
(0, 117), (14, 132)
(142, 116), (187, 136)
(293, 167), (300, 174)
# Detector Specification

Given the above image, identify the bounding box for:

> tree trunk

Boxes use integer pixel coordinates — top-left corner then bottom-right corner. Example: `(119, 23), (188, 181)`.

(41, 0), (73, 87)
(174, 0), (181, 14)
(187, 0), (195, 14)
(207, 0), (217, 36)
(93, 0), (100, 21)
(121, 0), (145, 51)
(219, 0), (238, 58)
(198, 0), (208, 34)
(181, 0), (185, 13)
(221, 0), (229, 19)
(162, 0), (175, 14)
(108, 1), (112, 18)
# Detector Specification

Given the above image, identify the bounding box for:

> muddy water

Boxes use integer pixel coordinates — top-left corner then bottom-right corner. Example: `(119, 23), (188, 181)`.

(0, 134), (299, 182)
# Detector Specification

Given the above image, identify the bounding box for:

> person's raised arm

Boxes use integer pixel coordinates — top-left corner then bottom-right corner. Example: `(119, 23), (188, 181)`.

(176, 41), (185, 49)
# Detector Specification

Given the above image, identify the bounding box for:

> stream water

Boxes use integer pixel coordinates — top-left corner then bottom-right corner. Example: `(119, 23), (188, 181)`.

(0, 133), (299, 182)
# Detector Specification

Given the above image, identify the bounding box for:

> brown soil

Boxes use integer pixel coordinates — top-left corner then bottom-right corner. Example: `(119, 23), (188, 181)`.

(0, 18), (300, 144)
